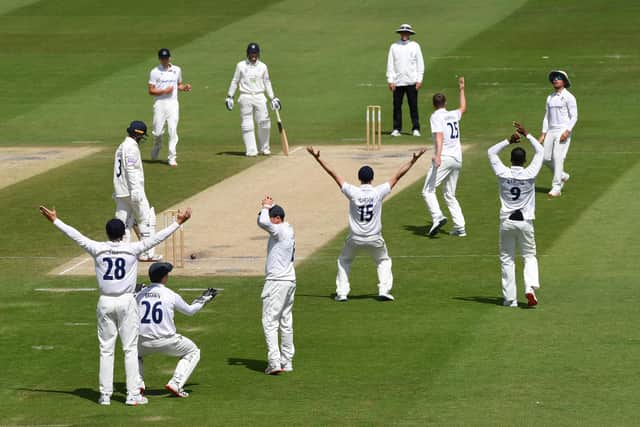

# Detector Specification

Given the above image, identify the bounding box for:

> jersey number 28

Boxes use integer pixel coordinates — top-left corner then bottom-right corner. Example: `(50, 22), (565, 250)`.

(102, 257), (126, 280)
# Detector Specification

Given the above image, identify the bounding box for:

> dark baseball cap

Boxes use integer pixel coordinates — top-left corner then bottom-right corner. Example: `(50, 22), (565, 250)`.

(269, 205), (285, 219)
(105, 218), (125, 240)
(149, 262), (173, 283)
(246, 42), (260, 54)
(158, 48), (171, 58)
(127, 120), (148, 137)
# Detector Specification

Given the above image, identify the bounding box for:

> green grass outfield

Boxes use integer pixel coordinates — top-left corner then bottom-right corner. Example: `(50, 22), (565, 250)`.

(1, 0), (639, 425)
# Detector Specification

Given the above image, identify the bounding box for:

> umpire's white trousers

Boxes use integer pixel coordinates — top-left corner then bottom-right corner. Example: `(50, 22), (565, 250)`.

(96, 294), (141, 398)
(499, 219), (540, 302)
(543, 129), (571, 193)
(422, 156), (466, 229)
(152, 99), (180, 162)
(114, 195), (157, 258)
(261, 280), (295, 368)
(336, 236), (393, 297)
(138, 334), (200, 389)
(238, 93), (271, 156)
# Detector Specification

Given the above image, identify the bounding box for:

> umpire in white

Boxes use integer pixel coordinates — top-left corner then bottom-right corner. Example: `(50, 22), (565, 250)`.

(136, 263), (216, 398)
(257, 196), (296, 375)
(487, 122), (543, 308)
(39, 206), (191, 405)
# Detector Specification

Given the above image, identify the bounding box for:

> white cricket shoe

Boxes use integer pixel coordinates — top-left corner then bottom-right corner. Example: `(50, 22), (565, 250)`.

(561, 172), (570, 183)
(390, 129), (401, 137)
(165, 382), (189, 398)
(265, 364), (284, 375)
(98, 394), (111, 406)
(281, 362), (293, 372)
(378, 293), (395, 301)
(449, 228), (467, 237)
(260, 149), (271, 156)
(412, 129), (421, 137)
(547, 190), (561, 198)
(168, 159), (178, 167)
(503, 299), (518, 308)
(428, 217), (448, 236)
(334, 295), (348, 302)
(138, 254), (163, 262)
(125, 394), (149, 406)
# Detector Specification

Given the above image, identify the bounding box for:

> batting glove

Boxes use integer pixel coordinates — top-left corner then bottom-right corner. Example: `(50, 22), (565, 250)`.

(225, 96), (234, 111)
(270, 97), (282, 111)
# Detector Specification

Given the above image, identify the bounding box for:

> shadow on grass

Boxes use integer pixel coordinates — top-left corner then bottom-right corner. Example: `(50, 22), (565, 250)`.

(296, 293), (383, 301)
(216, 151), (248, 156)
(535, 185), (551, 194)
(404, 224), (447, 238)
(142, 159), (169, 166)
(16, 387), (113, 404)
(227, 357), (267, 373)
(454, 296), (537, 309)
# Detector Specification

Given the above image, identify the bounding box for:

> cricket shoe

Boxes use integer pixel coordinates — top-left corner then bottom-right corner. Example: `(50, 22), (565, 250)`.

(449, 228), (467, 237)
(265, 364), (284, 375)
(125, 394), (149, 406)
(378, 292), (395, 301)
(412, 129), (421, 137)
(98, 394), (111, 406)
(165, 382), (189, 398)
(334, 295), (348, 302)
(525, 291), (538, 307)
(168, 159), (178, 167)
(561, 172), (570, 183)
(503, 299), (518, 308)
(547, 190), (561, 198)
(281, 362), (293, 372)
(259, 149), (271, 155)
(138, 254), (163, 262)
(428, 217), (448, 236)
(390, 129), (401, 137)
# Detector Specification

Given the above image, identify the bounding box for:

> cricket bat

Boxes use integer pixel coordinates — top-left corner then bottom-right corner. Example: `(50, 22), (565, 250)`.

(275, 109), (289, 156)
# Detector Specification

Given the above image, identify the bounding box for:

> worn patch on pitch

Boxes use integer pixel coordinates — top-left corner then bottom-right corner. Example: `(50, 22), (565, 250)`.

(0, 146), (102, 190)
(52, 144), (468, 277)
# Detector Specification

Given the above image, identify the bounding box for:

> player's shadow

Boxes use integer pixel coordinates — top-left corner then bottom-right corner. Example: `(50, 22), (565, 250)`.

(142, 159), (170, 166)
(454, 296), (534, 309)
(535, 185), (551, 194)
(217, 151), (249, 156)
(15, 387), (116, 404)
(227, 357), (267, 373)
(404, 224), (446, 238)
(296, 293), (381, 301)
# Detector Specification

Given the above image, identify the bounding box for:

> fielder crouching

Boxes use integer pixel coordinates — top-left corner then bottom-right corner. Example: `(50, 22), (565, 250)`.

(136, 262), (217, 398)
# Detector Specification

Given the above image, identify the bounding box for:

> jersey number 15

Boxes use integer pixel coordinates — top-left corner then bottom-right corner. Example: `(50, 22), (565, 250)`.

(357, 204), (374, 222)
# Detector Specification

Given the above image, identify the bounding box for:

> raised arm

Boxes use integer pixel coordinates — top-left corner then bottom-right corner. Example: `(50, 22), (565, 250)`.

(136, 208), (191, 253)
(458, 76), (466, 114)
(514, 122), (544, 175)
(39, 206), (99, 257)
(388, 148), (427, 189)
(488, 133), (519, 175)
(257, 196), (277, 234)
(307, 146), (345, 188)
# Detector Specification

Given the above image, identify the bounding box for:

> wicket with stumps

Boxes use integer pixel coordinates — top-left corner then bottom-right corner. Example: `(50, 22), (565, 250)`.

(366, 105), (382, 150)
(162, 210), (184, 268)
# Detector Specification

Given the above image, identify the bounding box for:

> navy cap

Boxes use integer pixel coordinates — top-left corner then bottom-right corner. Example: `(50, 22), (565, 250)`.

(158, 48), (171, 58)
(105, 218), (125, 240)
(358, 166), (374, 182)
(149, 262), (173, 283)
(246, 42), (260, 55)
(269, 205), (285, 219)
(127, 120), (148, 137)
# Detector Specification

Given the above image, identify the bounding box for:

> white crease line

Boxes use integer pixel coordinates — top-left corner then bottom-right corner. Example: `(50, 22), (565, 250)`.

(289, 146), (303, 154)
(58, 257), (91, 275)
(35, 288), (95, 292)
(179, 288), (225, 291)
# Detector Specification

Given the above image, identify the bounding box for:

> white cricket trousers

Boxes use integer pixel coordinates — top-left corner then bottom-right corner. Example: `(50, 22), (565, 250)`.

(114, 195), (157, 258)
(336, 236), (393, 297)
(422, 156), (466, 229)
(261, 280), (295, 368)
(499, 219), (540, 302)
(96, 294), (141, 398)
(138, 334), (200, 389)
(152, 99), (180, 162)
(238, 93), (271, 156)
(543, 129), (572, 193)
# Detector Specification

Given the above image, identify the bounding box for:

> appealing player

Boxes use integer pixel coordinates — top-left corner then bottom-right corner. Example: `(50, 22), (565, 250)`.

(136, 262), (217, 398)
(487, 122), (543, 307)
(113, 120), (161, 261)
(148, 48), (192, 167)
(423, 76), (467, 237)
(39, 206), (192, 405)
(307, 146), (426, 301)
(386, 23), (425, 137)
(257, 197), (296, 374)
(539, 70), (577, 197)
(226, 42), (282, 157)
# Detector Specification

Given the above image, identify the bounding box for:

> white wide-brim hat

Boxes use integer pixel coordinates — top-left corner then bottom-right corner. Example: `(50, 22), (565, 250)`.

(396, 24), (415, 34)
(548, 70), (571, 88)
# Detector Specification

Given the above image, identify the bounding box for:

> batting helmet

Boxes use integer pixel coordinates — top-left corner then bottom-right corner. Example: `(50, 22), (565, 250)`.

(246, 42), (260, 56)
(548, 70), (571, 88)
(158, 48), (171, 58)
(127, 120), (148, 139)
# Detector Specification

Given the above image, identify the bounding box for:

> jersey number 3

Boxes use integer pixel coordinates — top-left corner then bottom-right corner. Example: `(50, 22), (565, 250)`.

(141, 301), (163, 324)
(102, 257), (126, 280)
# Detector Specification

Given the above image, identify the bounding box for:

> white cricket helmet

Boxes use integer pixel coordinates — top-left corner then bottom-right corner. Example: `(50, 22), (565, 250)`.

(548, 70), (571, 88)
(395, 23), (415, 34)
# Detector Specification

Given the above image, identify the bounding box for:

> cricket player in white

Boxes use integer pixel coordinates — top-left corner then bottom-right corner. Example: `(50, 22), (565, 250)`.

(307, 146), (426, 301)
(136, 262), (216, 398)
(114, 120), (162, 261)
(39, 206), (192, 405)
(539, 70), (577, 197)
(226, 42), (282, 157)
(488, 122), (543, 307)
(257, 197), (296, 375)
(423, 77), (467, 237)
(148, 48), (192, 167)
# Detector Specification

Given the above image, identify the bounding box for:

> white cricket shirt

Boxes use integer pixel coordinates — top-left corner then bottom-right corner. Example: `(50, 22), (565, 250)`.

(430, 108), (463, 161)
(257, 209), (296, 281)
(341, 182), (392, 240)
(113, 137), (144, 198)
(386, 40), (425, 86)
(136, 283), (206, 339)
(227, 59), (275, 98)
(53, 219), (180, 296)
(148, 64), (182, 102)
(542, 88), (578, 133)
(488, 134), (544, 220)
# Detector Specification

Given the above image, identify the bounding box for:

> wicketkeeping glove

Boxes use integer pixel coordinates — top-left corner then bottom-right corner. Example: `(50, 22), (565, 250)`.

(225, 96), (234, 111)
(193, 288), (218, 305)
(270, 97), (282, 111)
(134, 283), (146, 294)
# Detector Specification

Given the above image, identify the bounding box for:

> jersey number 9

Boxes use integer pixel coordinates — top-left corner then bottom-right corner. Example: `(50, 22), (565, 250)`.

(510, 187), (521, 201)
